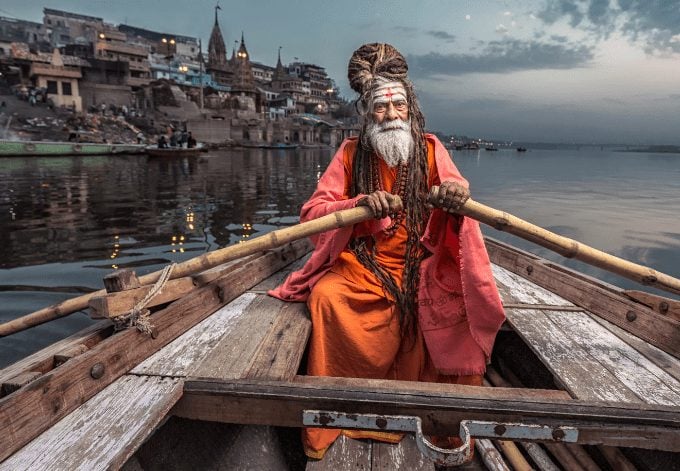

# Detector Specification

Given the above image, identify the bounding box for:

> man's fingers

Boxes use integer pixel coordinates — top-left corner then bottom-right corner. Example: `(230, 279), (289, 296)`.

(377, 192), (392, 218)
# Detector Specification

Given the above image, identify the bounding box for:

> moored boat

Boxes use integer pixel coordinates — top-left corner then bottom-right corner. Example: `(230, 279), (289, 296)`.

(1, 202), (679, 470)
(0, 139), (146, 157)
(145, 145), (204, 157)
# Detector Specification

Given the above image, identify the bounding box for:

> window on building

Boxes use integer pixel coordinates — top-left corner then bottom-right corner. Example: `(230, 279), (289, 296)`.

(46, 80), (58, 94)
(62, 82), (72, 96)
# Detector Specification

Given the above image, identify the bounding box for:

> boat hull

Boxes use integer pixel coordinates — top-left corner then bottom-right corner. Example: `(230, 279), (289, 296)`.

(0, 139), (146, 157)
(146, 147), (203, 158)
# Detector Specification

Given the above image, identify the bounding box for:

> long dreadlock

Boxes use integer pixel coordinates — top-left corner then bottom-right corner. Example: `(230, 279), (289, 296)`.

(347, 43), (431, 341)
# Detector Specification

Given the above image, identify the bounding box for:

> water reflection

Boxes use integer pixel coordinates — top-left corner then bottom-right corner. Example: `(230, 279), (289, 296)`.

(1, 146), (679, 367)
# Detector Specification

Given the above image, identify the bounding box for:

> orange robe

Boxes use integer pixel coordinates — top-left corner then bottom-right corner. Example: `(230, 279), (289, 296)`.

(304, 141), (483, 459)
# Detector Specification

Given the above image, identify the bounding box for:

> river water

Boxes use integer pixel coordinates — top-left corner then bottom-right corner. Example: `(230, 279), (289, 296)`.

(1, 146), (679, 368)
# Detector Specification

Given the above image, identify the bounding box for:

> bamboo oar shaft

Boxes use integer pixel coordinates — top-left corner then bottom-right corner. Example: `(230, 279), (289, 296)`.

(0, 206), (375, 337)
(429, 187), (680, 296)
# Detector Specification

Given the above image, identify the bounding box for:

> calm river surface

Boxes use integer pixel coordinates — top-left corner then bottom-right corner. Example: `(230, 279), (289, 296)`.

(1, 146), (679, 367)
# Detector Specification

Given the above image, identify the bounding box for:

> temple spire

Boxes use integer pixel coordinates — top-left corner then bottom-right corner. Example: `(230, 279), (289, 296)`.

(214, 3), (221, 26)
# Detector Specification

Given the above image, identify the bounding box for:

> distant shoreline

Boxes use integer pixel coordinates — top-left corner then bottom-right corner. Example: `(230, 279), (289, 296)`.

(619, 145), (680, 154)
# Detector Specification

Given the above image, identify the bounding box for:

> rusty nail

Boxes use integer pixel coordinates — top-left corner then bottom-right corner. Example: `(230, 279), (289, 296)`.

(90, 363), (105, 379)
(626, 311), (637, 322)
(552, 428), (565, 440)
(494, 424), (506, 436)
(659, 302), (669, 314)
(526, 265), (534, 275)
(375, 417), (388, 429)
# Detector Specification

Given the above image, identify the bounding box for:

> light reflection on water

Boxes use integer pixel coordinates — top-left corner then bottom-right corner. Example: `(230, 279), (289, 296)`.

(1, 146), (679, 367)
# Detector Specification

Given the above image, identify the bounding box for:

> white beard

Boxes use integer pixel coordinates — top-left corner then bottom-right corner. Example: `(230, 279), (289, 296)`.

(366, 119), (414, 168)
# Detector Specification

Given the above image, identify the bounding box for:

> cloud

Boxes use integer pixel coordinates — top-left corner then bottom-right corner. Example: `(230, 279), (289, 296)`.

(427, 30), (456, 42)
(495, 24), (509, 34)
(537, 0), (680, 53)
(407, 38), (594, 77)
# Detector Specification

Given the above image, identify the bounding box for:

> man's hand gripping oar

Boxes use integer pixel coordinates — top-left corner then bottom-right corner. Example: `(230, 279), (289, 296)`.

(427, 185), (680, 297)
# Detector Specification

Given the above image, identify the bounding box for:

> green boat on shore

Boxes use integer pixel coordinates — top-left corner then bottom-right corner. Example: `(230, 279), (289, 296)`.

(0, 139), (146, 157)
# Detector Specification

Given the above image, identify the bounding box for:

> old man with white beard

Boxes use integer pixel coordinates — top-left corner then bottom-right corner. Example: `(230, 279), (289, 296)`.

(270, 43), (505, 460)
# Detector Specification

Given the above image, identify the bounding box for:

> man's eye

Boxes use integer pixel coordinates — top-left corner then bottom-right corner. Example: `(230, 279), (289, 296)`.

(374, 104), (387, 112)
(394, 102), (408, 111)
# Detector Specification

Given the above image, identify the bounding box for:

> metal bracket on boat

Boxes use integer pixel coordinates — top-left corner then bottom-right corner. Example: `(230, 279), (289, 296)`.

(302, 410), (578, 467)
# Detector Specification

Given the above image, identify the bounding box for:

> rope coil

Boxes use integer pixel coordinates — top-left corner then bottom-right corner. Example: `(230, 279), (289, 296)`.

(113, 263), (176, 335)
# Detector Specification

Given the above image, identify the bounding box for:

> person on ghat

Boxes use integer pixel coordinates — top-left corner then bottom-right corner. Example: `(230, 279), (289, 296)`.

(270, 43), (505, 460)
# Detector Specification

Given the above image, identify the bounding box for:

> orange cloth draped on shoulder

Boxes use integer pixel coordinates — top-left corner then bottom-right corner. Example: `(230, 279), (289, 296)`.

(303, 139), (483, 460)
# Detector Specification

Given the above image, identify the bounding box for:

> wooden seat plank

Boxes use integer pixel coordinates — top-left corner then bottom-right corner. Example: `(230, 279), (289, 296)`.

(504, 308), (642, 402)
(372, 434), (434, 470)
(245, 301), (311, 381)
(492, 264), (573, 306)
(306, 434), (371, 470)
(191, 294), (291, 380)
(130, 292), (258, 377)
(589, 313), (680, 384)
(0, 375), (182, 471)
(544, 310), (680, 406)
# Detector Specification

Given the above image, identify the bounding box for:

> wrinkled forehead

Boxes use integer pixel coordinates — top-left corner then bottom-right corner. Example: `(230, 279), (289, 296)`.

(371, 80), (407, 104)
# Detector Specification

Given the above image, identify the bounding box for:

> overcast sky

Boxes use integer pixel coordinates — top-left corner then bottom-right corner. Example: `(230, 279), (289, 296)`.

(2, 0), (680, 144)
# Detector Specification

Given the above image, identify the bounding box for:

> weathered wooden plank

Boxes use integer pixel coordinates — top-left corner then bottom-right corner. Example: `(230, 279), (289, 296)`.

(1, 371), (42, 396)
(130, 293), (258, 377)
(132, 253), (309, 378)
(89, 276), (198, 318)
(624, 290), (680, 320)
(589, 313), (680, 384)
(53, 343), (89, 367)
(293, 375), (572, 401)
(504, 309), (641, 403)
(372, 434), (434, 470)
(245, 301), (311, 381)
(491, 264), (573, 307)
(0, 242), (307, 463)
(103, 269), (140, 293)
(0, 375), (182, 471)
(545, 310), (680, 406)
(250, 254), (310, 292)
(306, 434), (371, 470)
(176, 377), (680, 451)
(487, 239), (680, 358)
(0, 320), (113, 387)
(191, 295), (290, 380)
(191, 253), (261, 285)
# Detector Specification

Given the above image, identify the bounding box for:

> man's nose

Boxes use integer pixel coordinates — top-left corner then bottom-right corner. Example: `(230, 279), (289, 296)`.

(385, 102), (399, 120)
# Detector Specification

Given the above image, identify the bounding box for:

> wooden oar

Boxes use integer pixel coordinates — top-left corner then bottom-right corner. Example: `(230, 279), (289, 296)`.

(0, 206), (375, 337)
(429, 186), (680, 296)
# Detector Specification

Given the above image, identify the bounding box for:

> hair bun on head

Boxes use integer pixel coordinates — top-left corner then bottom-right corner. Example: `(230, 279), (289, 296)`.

(348, 43), (409, 95)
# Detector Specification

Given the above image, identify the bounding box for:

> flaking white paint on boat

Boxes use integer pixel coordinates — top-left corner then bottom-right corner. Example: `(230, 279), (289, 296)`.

(0, 375), (182, 471)
(131, 292), (258, 377)
(545, 310), (680, 406)
(491, 264), (573, 306)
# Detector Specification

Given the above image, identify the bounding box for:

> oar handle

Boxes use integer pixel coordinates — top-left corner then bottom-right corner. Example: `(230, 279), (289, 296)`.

(0, 206), (376, 337)
(429, 185), (680, 296)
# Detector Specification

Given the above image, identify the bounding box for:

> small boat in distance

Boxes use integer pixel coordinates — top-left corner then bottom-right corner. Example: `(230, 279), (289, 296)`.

(241, 142), (299, 150)
(485, 145), (498, 151)
(0, 139), (145, 157)
(145, 145), (204, 158)
(517, 147), (528, 152)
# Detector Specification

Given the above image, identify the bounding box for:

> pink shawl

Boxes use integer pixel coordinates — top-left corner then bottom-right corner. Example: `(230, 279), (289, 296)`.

(270, 135), (505, 375)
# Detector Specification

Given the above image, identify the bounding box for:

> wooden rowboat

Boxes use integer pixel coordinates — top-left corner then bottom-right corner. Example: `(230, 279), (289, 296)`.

(0, 195), (680, 470)
(0, 139), (146, 157)
(145, 145), (204, 158)
(1, 204), (679, 470)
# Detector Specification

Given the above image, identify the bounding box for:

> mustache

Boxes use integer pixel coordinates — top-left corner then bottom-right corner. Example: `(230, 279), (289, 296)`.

(374, 120), (411, 132)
